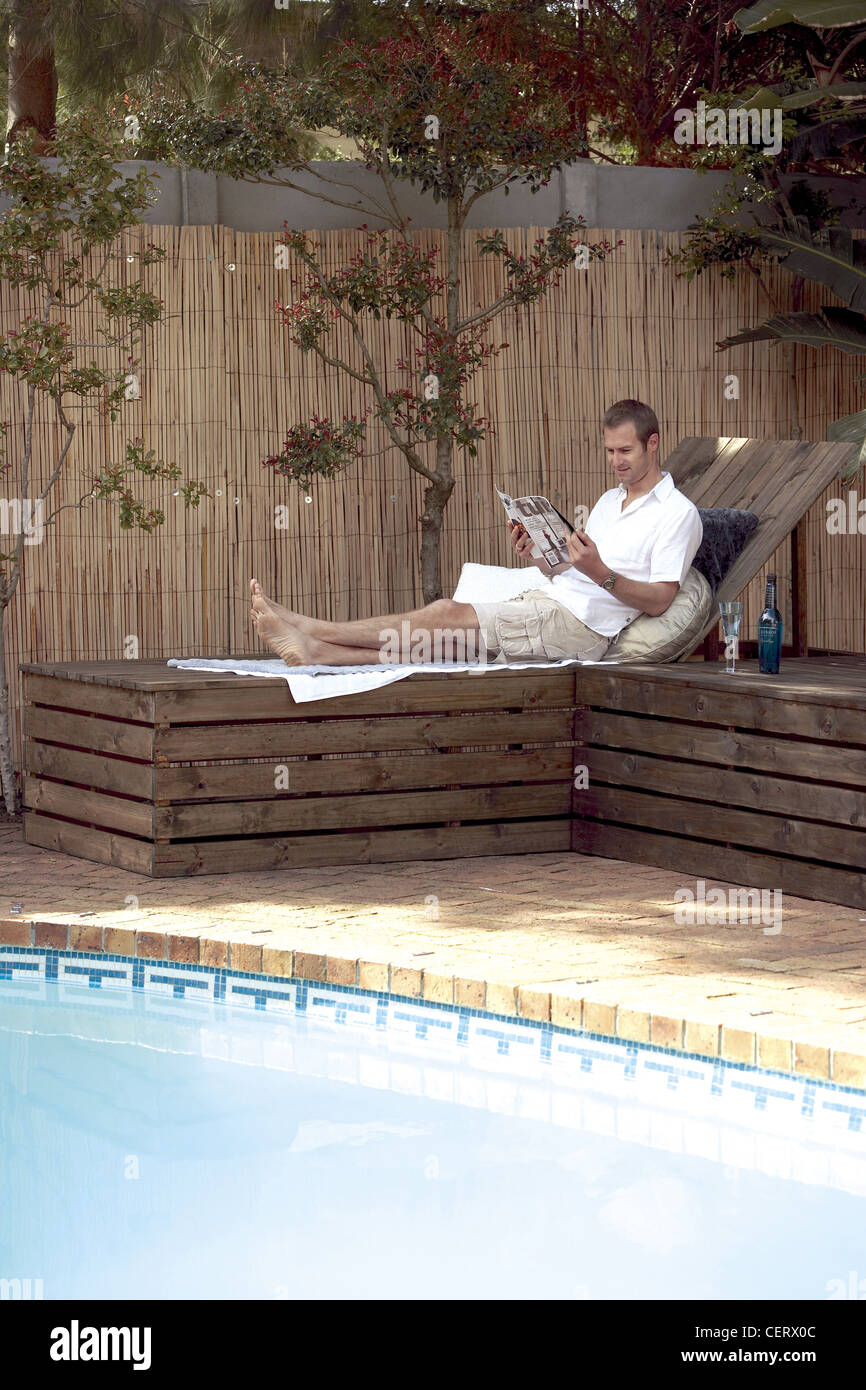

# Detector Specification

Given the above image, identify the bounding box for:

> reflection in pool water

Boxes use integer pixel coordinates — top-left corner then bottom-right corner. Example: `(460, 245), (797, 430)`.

(0, 955), (864, 1300)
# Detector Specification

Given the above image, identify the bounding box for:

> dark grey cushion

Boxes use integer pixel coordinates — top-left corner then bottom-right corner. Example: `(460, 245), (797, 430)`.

(693, 508), (759, 594)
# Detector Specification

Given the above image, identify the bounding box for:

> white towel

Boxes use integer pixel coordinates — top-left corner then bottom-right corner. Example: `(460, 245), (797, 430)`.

(166, 653), (591, 702)
(169, 563), (602, 702)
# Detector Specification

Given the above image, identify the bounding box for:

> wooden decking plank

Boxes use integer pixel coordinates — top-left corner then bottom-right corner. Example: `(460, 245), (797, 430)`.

(574, 709), (866, 787)
(577, 676), (866, 741)
(579, 663), (866, 718)
(24, 777), (154, 838)
(155, 709), (575, 761)
(156, 748), (573, 800)
(26, 744), (154, 799)
(155, 782), (572, 838)
(150, 820), (573, 876)
(152, 671), (575, 722)
(25, 707), (156, 760)
(23, 812), (154, 875)
(577, 784), (865, 869)
(571, 821), (866, 910)
(583, 747), (866, 826)
(24, 674), (156, 722)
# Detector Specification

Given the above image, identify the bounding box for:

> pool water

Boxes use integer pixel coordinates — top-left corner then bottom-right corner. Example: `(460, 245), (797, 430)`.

(1, 972), (864, 1300)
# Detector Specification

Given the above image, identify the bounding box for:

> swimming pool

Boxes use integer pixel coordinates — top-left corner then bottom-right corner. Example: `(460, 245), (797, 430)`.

(1, 947), (864, 1300)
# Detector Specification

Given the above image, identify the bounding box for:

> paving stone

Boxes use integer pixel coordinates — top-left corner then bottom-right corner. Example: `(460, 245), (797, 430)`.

(2, 826), (864, 1080)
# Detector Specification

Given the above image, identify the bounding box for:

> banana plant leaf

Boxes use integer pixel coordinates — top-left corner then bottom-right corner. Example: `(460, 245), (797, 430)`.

(746, 82), (866, 108)
(743, 217), (866, 310)
(735, 1), (866, 30)
(789, 114), (866, 160)
(716, 305), (866, 353)
(828, 407), (866, 481)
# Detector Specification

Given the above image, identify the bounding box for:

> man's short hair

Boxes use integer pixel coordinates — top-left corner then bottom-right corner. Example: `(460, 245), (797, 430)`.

(603, 399), (659, 448)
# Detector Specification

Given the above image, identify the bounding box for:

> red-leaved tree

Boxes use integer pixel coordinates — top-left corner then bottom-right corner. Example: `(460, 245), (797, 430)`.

(140, 8), (621, 599)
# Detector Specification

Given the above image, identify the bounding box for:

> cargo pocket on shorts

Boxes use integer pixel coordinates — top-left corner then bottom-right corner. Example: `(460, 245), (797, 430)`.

(491, 605), (548, 661)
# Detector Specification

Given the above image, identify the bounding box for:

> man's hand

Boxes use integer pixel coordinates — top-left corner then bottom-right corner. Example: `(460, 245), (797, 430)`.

(508, 519), (536, 563)
(566, 529), (608, 584)
(508, 520), (565, 579)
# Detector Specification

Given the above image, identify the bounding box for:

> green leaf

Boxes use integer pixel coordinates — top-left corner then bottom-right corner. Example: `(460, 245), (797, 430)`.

(750, 218), (866, 312)
(745, 82), (866, 109)
(717, 305), (866, 353)
(735, 0), (866, 30)
(828, 407), (866, 482)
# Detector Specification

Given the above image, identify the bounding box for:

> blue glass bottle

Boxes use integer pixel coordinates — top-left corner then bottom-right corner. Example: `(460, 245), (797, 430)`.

(758, 573), (783, 674)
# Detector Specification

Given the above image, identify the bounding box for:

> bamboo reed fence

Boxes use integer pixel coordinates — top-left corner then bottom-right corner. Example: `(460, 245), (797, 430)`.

(1, 223), (864, 774)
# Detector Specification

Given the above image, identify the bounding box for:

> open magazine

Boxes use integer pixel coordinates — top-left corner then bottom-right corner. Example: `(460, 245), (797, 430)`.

(496, 487), (575, 568)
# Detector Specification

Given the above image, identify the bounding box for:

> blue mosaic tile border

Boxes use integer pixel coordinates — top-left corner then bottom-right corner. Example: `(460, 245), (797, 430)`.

(2, 944), (865, 1116)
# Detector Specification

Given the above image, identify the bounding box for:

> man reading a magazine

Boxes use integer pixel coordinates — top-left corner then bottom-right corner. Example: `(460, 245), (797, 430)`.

(249, 400), (703, 666)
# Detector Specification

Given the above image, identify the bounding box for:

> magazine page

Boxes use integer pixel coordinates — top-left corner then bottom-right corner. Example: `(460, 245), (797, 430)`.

(496, 487), (573, 567)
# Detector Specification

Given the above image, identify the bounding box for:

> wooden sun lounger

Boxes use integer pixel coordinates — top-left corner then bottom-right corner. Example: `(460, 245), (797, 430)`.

(663, 435), (858, 659)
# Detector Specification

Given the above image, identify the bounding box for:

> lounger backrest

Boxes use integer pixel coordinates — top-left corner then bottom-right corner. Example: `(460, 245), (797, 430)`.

(662, 435), (858, 652)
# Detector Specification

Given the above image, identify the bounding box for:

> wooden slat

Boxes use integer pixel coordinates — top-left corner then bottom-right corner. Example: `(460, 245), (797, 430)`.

(715, 442), (855, 609)
(585, 660), (866, 709)
(572, 821), (866, 911)
(698, 438), (787, 509)
(582, 747), (866, 826)
(24, 673), (156, 722)
(26, 743), (154, 799)
(23, 812), (155, 875)
(20, 812), (570, 876)
(151, 671), (576, 723)
(574, 709), (866, 788)
(576, 784), (866, 870)
(24, 778), (154, 838)
(24, 707), (155, 760)
(151, 819), (573, 876)
(576, 672), (866, 740)
(156, 782), (572, 838)
(663, 436), (748, 499)
(156, 747), (572, 800)
(155, 708), (574, 761)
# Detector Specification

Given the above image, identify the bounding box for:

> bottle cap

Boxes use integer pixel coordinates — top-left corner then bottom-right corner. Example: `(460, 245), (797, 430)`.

(767, 572), (776, 582)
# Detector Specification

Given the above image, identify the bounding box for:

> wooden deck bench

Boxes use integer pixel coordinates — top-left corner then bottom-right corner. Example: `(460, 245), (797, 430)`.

(21, 660), (576, 877)
(20, 655), (866, 910)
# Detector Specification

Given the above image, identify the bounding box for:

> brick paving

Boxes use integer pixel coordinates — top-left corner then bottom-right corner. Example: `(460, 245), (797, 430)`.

(1, 820), (864, 1086)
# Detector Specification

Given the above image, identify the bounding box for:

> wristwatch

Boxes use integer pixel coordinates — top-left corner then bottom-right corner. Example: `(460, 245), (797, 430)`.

(601, 570), (618, 592)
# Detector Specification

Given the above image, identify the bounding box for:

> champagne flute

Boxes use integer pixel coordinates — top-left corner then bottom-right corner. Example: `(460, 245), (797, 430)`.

(719, 601), (744, 674)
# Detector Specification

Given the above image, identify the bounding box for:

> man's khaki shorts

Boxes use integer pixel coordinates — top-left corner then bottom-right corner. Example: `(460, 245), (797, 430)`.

(469, 588), (611, 663)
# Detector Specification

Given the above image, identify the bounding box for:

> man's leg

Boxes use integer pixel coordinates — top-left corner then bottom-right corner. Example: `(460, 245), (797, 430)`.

(250, 579), (482, 666)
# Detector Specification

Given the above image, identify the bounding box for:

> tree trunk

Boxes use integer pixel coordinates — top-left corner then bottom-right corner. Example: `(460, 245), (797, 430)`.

(0, 607), (19, 817)
(419, 468), (455, 603)
(6, 0), (57, 149)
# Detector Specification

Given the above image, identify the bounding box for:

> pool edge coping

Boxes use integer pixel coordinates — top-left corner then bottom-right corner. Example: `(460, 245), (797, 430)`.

(1, 916), (864, 1090)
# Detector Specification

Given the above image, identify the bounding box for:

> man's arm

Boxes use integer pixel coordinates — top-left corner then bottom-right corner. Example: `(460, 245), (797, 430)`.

(565, 530), (678, 617)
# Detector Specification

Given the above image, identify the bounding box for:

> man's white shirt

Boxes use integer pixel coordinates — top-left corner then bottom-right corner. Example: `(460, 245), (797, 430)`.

(547, 471), (703, 637)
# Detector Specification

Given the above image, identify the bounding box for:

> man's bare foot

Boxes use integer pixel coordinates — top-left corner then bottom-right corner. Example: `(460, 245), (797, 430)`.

(250, 592), (315, 666)
(249, 578), (315, 634)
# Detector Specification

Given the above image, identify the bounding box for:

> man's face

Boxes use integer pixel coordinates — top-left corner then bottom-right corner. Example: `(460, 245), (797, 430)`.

(603, 422), (659, 490)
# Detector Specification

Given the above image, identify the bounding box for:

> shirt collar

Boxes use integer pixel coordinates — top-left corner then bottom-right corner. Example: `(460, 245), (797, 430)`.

(616, 470), (674, 506)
